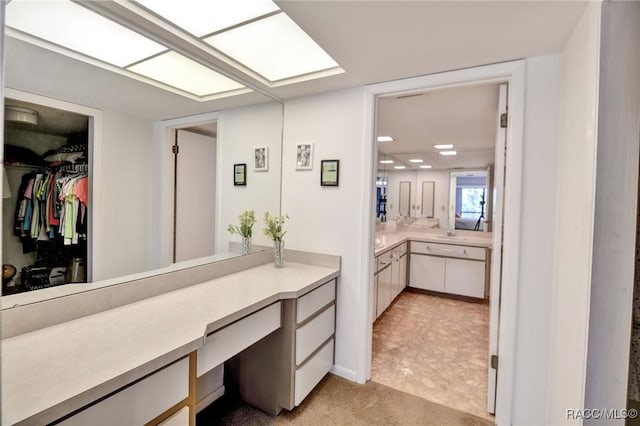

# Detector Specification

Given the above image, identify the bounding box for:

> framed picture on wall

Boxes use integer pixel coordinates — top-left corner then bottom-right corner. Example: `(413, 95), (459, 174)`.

(234, 163), (246, 186)
(254, 146), (268, 172)
(296, 143), (313, 170)
(320, 160), (340, 186)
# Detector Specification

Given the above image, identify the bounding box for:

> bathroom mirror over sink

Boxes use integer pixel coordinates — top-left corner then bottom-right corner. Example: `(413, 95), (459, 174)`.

(1, 11), (283, 301)
(375, 82), (501, 232)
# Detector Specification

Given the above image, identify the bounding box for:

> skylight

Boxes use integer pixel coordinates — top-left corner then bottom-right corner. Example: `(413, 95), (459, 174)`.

(127, 51), (245, 97)
(6, 0), (165, 68)
(133, 0), (280, 37)
(204, 12), (340, 82)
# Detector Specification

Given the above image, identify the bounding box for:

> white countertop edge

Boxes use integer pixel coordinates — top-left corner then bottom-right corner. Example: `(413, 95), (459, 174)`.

(374, 231), (492, 256)
(20, 339), (203, 426)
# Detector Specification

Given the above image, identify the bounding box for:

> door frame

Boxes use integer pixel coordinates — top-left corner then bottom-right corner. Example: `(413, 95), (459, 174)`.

(152, 111), (220, 269)
(361, 60), (525, 425)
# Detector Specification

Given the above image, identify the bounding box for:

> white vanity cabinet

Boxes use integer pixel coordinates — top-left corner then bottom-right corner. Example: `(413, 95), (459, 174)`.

(226, 279), (337, 415)
(409, 241), (487, 299)
(59, 357), (191, 426)
(374, 243), (408, 320)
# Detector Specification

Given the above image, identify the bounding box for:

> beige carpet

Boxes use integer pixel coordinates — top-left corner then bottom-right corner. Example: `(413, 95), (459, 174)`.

(197, 374), (494, 425)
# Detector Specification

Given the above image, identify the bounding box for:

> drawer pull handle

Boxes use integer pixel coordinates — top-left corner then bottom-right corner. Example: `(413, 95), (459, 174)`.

(426, 246), (467, 255)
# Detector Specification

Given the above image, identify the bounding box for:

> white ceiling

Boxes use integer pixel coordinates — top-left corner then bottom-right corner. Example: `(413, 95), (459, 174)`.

(3, 1), (588, 121)
(377, 83), (500, 170)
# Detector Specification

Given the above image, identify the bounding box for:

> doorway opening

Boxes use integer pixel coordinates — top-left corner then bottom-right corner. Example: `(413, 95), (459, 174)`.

(370, 81), (506, 421)
(1, 89), (102, 292)
(448, 170), (491, 232)
(170, 122), (217, 264)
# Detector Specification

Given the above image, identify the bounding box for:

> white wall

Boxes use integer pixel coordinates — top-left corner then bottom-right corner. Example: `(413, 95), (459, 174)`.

(217, 101), (283, 252)
(585, 2), (640, 422)
(92, 110), (154, 281)
(510, 54), (562, 424)
(547, 2), (602, 424)
(281, 87), (369, 381)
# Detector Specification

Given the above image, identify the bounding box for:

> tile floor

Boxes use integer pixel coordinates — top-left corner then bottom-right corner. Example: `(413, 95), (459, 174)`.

(371, 290), (493, 421)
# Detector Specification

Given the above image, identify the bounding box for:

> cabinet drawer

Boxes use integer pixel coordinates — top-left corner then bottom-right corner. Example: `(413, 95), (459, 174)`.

(158, 406), (190, 426)
(60, 357), (189, 426)
(296, 305), (335, 365)
(399, 243), (408, 256)
(411, 241), (485, 260)
(377, 252), (393, 271)
(294, 338), (334, 406)
(197, 301), (281, 377)
(297, 280), (336, 324)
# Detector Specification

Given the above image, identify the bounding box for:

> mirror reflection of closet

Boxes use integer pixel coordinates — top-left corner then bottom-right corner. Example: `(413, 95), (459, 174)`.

(398, 181), (411, 217)
(3, 100), (90, 295)
(421, 181), (435, 218)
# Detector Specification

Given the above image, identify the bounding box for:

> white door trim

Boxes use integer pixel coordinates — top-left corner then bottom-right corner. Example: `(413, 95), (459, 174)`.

(152, 111), (220, 269)
(361, 60), (525, 425)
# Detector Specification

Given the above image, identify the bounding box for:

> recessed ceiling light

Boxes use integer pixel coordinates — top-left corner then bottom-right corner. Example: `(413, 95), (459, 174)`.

(379, 160), (394, 164)
(408, 159), (423, 163)
(6, 0), (166, 67)
(377, 136), (394, 143)
(128, 51), (245, 96)
(394, 166), (406, 170)
(434, 144), (454, 150)
(439, 151), (457, 156)
(420, 165), (432, 169)
(133, 0), (280, 37)
(204, 13), (340, 82)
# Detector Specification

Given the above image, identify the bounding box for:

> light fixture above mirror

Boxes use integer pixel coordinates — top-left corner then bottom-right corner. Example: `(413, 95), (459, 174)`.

(5, 0), (344, 101)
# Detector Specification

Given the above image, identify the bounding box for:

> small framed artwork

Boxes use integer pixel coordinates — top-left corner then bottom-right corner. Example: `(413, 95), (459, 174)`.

(320, 160), (340, 186)
(296, 143), (313, 170)
(234, 163), (246, 186)
(254, 146), (268, 172)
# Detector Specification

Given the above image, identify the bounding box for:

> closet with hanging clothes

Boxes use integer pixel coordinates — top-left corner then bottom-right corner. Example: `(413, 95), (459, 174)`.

(2, 99), (89, 295)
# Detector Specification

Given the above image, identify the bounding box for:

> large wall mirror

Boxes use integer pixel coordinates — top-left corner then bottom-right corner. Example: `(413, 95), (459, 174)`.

(375, 83), (500, 231)
(1, 14), (283, 302)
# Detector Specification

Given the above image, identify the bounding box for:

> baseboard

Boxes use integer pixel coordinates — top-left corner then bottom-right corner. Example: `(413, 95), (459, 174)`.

(330, 364), (358, 382)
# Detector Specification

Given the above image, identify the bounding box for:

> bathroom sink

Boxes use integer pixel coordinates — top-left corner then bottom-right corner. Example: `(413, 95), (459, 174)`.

(435, 235), (467, 241)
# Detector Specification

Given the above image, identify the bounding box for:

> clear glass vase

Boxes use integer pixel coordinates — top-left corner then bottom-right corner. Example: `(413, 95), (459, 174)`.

(241, 236), (252, 255)
(273, 240), (285, 268)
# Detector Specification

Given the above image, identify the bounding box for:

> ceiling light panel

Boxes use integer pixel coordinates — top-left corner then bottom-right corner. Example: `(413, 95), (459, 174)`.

(409, 159), (423, 163)
(128, 51), (245, 96)
(439, 151), (458, 156)
(377, 136), (394, 142)
(6, 0), (166, 67)
(434, 144), (454, 150)
(133, 0), (280, 37)
(379, 160), (394, 164)
(204, 13), (339, 82)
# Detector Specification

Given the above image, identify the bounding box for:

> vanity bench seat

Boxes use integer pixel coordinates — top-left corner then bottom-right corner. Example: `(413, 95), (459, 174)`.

(1, 261), (339, 426)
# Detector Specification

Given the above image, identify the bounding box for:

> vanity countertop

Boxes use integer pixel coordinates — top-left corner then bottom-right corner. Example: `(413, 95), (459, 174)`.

(1, 261), (339, 425)
(374, 229), (493, 256)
